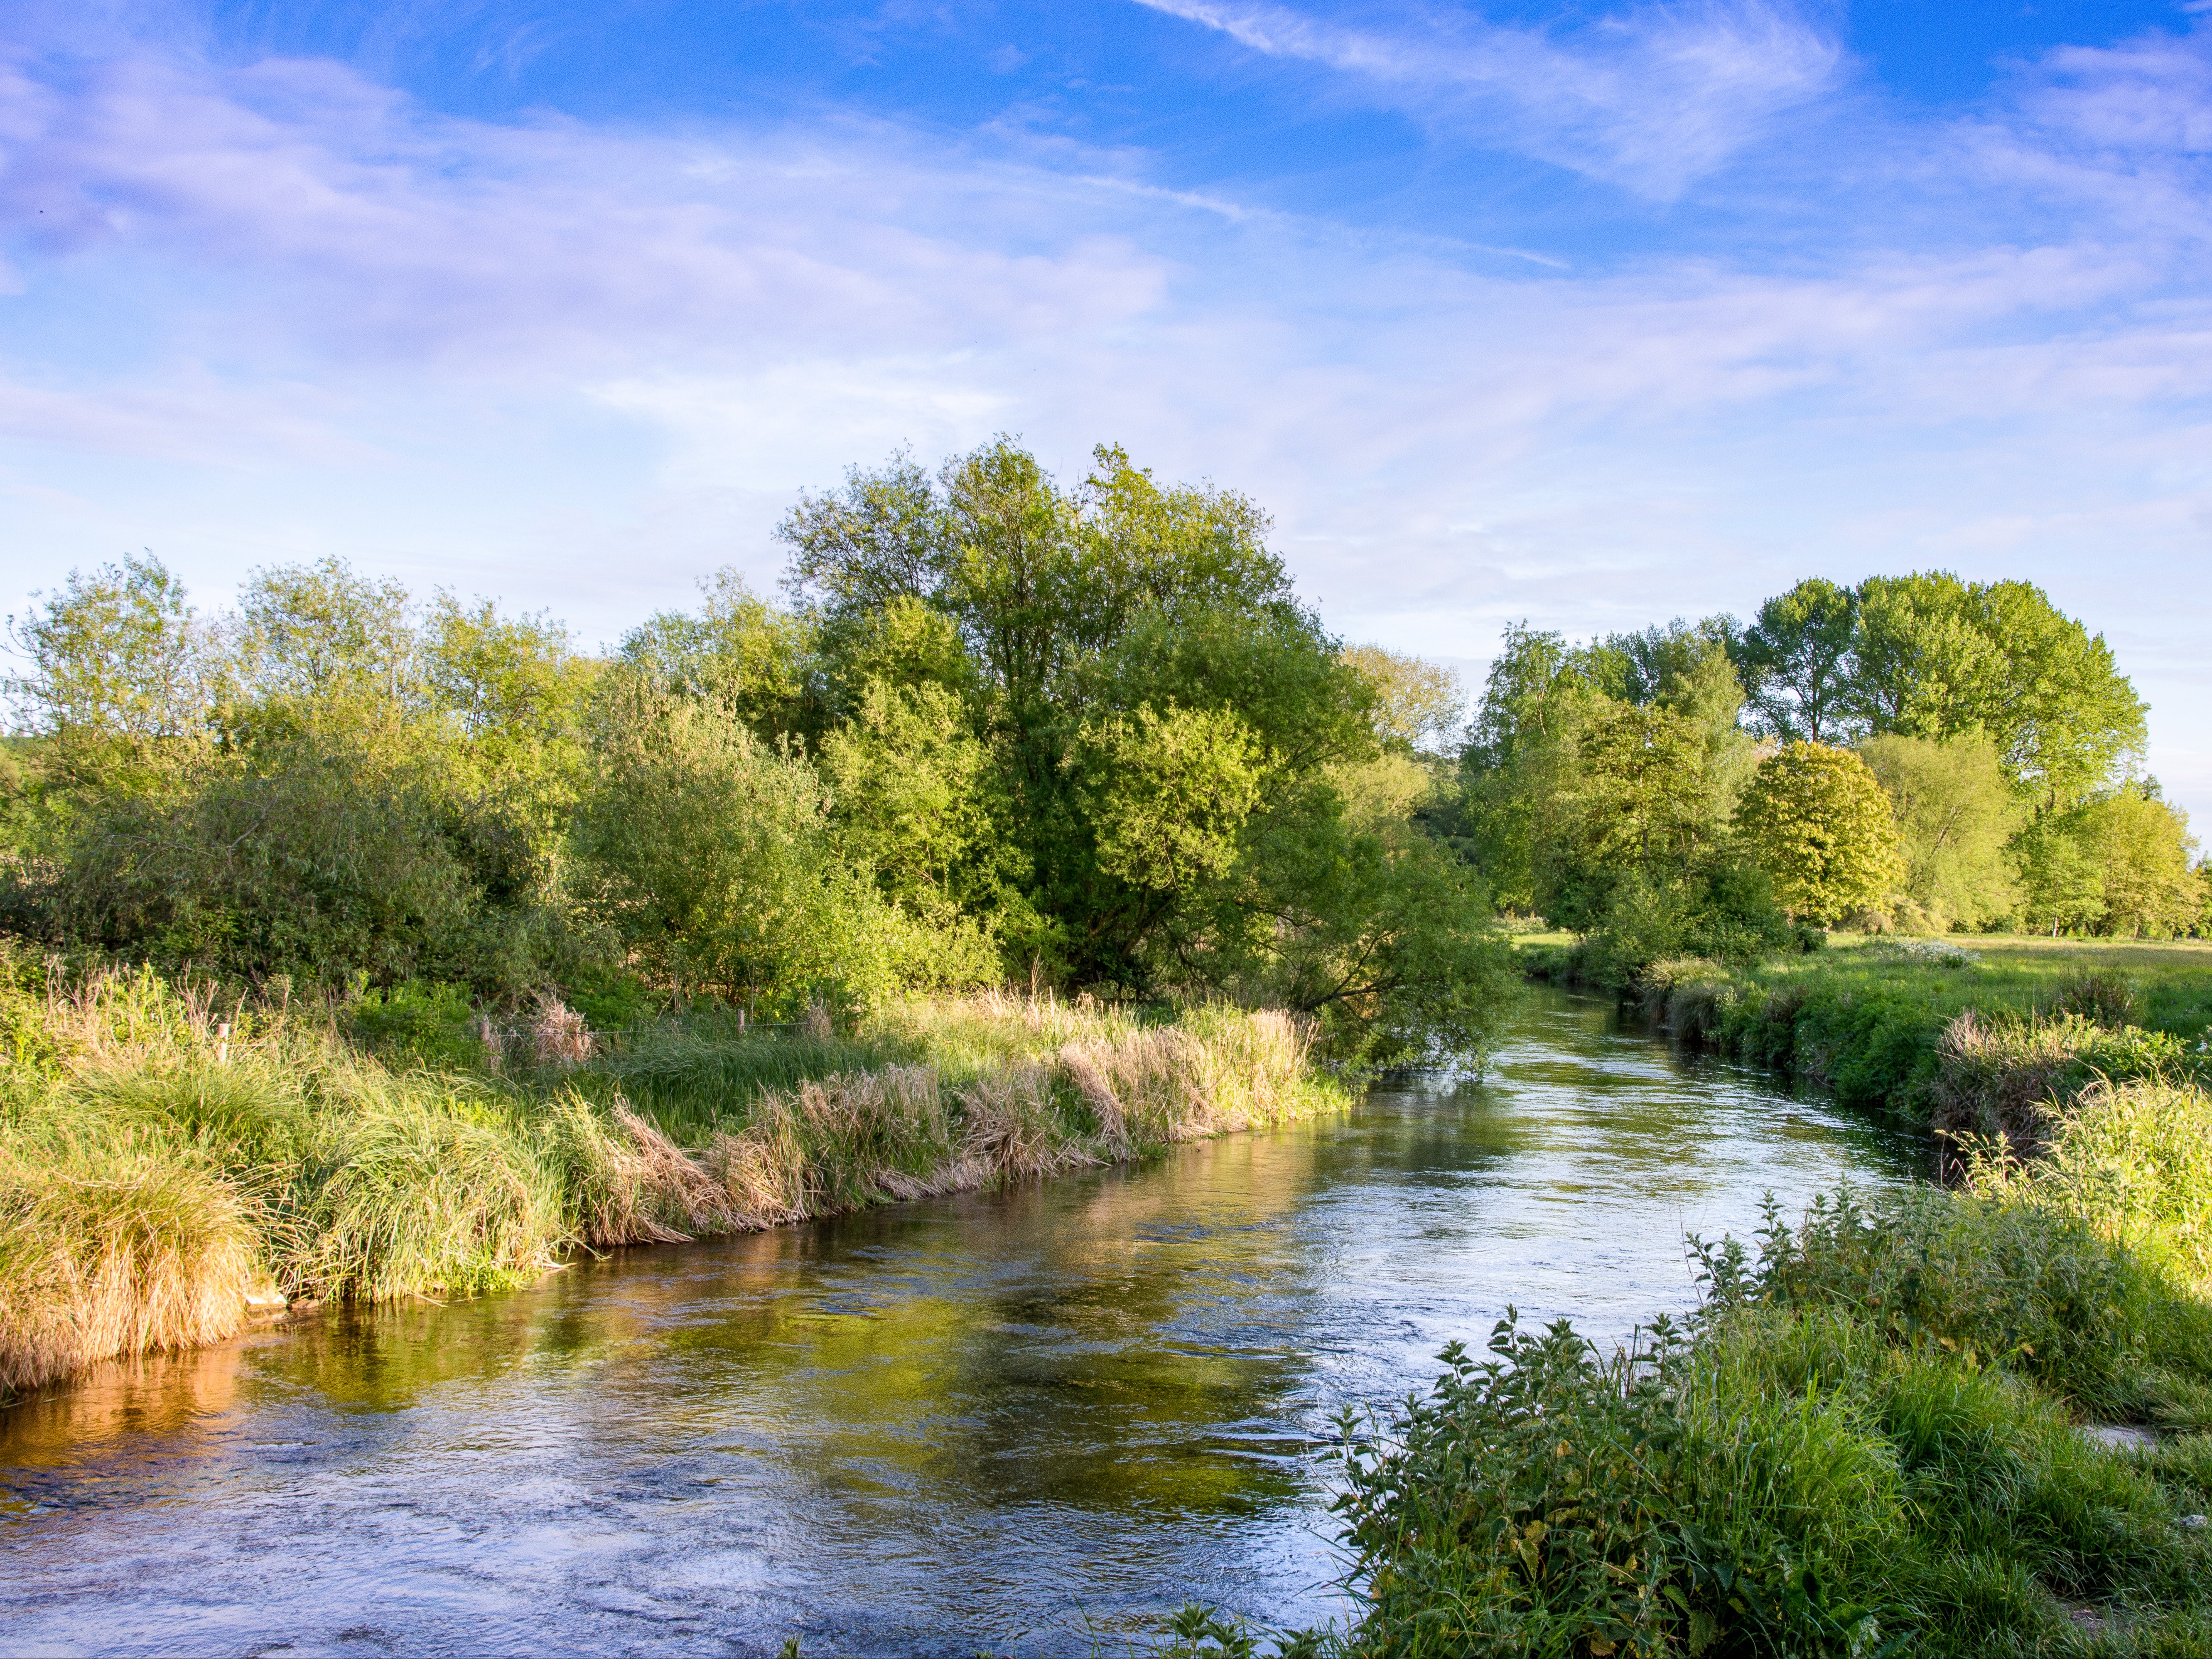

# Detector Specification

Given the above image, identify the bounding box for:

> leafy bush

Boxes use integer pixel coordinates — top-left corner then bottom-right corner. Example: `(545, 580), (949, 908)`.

(1333, 1176), (2212, 1657)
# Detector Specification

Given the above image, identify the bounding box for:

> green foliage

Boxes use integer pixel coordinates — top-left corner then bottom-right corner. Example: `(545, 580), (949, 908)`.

(1855, 734), (2021, 931)
(1734, 743), (1903, 925)
(1846, 573), (2146, 807)
(3, 551), (216, 788)
(778, 439), (1508, 1063)
(2012, 789), (2204, 939)
(573, 677), (993, 1014)
(819, 677), (991, 910)
(1334, 1306), (1927, 1659)
(1078, 702), (1264, 895)
(32, 723), (561, 993)
(616, 568), (816, 744)
(1725, 570), (2141, 814)
(1336, 1151), (2212, 1658)
(233, 555), (414, 715)
(1631, 936), (2212, 1125)
(1737, 577), (1860, 744)
(1341, 644), (1466, 754)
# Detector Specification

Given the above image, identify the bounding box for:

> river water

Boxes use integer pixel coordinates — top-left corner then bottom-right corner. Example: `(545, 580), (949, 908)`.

(0, 989), (1922, 1657)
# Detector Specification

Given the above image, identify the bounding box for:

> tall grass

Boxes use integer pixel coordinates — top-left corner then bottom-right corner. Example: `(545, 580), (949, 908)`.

(0, 1141), (260, 1393)
(0, 961), (1346, 1397)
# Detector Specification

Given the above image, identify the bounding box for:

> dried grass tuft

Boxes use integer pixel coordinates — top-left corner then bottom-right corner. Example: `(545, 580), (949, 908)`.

(530, 995), (594, 1066)
(0, 1145), (260, 1392)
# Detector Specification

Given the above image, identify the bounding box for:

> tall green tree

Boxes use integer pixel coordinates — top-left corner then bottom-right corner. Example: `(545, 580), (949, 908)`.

(3, 552), (217, 787)
(1846, 573), (2144, 807)
(1737, 579), (1859, 743)
(2085, 789), (2202, 939)
(1856, 734), (2022, 930)
(779, 438), (1510, 1061)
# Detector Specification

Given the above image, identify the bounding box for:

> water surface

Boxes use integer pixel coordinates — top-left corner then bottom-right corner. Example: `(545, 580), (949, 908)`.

(0, 989), (1922, 1656)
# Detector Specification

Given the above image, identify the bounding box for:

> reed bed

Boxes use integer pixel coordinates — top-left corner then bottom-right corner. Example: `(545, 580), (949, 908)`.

(0, 965), (1345, 1396)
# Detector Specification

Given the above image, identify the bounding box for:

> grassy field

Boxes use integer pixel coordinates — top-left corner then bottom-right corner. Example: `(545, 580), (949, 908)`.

(0, 964), (1347, 1398)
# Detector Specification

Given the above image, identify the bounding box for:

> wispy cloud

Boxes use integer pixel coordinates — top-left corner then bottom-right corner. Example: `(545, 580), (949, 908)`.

(1130, 0), (1846, 198)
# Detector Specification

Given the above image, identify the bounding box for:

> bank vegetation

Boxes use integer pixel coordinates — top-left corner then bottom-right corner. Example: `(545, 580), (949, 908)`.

(0, 957), (1340, 1395)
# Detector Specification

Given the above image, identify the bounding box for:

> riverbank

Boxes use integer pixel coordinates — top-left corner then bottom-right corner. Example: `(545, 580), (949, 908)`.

(1309, 939), (2212, 1657)
(1520, 934), (2212, 1151)
(1328, 1089), (2212, 1657)
(0, 964), (1346, 1398)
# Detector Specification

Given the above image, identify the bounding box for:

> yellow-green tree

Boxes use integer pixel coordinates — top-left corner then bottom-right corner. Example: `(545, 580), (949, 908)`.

(1734, 742), (1903, 923)
(1856, 733), (2021, 929)
(2080, 789), (2201, 938)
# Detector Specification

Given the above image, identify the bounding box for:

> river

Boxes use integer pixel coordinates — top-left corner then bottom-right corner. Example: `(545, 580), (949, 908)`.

(0, 988), (1923, 1656)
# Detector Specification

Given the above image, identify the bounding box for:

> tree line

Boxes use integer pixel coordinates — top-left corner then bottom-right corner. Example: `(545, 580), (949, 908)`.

(5, 439), (2195, 1048)
(0, 441), (1514, 1066)
(1444, 571), (2201, 982)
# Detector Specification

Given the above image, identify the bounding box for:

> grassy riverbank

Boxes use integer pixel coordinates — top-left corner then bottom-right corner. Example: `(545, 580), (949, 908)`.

(1269, 939), (2212, 1657)
(0, 962), (1345, 1398)
(1323, 1077), (2212, 1658)
(1521, 934), (2212, 1138)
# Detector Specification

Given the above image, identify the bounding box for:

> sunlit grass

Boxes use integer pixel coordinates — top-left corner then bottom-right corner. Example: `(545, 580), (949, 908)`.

(0, 961), (1347, 1396)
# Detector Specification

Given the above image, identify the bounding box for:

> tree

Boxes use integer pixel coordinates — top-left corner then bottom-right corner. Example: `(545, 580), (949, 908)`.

(1587, 619), (1741, 725)
(1968, 580), (2146, 807)
(1737, 579), (1858, 743)
(1856, 734), (2021, 930)
(422, 594), (594, 751)
(1341, 645), (1465, 754)
(1846, 572), (2144, 807)
(779, 437), (1292, 720)
(820, 678), (991, 911)
(2013, 811), (2107, 936)
(1077, 702), (1264, 900)
(1845, 572), (1991, 740)
(235, 557), (415, 715)
(1451, 623), (1600, 913)
(573, 679), (990, 1010)
(4, 552), (217, 786)
(1733, 742), (1902, 924)
(1570, 704), (1720, 882)
(2078, 788), (2201, 938)
(617, 569), (814, 745)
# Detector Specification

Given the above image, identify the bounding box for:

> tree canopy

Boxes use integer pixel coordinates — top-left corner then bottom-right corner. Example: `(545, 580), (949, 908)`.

(2, 440), (1516, 1067)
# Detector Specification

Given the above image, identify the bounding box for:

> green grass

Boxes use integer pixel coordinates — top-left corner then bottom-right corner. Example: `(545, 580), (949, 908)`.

(1601, 936), (2212, 1127)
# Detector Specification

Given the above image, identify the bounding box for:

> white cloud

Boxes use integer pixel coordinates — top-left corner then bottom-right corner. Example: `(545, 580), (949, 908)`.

(1130, 0), (1846, 198)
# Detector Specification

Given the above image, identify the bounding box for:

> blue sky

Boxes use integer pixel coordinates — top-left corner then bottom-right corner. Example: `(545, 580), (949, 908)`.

(3, 0), (2210, 819)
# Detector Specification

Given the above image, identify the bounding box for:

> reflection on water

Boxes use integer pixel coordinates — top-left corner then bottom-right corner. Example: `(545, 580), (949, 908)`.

(0, 990), (1922, 1657)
